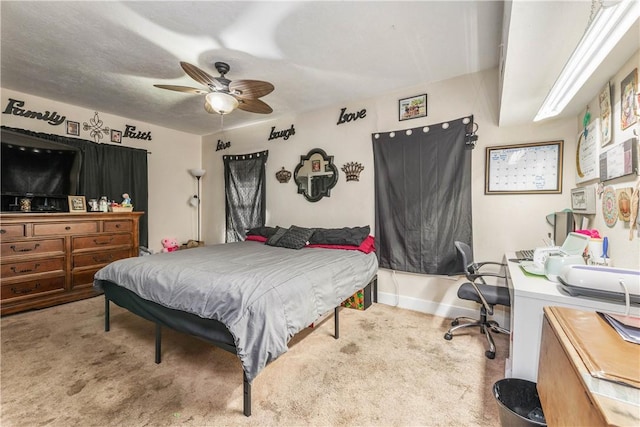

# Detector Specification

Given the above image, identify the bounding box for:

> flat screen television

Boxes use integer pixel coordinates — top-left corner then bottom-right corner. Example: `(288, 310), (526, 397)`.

(1, 129), (82, 210)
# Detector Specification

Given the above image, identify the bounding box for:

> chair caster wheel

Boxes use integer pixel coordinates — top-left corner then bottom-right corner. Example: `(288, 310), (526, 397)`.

(451, 319), (459, 326)
(485, 350), (495, 359)
(444, 333), (453, 340)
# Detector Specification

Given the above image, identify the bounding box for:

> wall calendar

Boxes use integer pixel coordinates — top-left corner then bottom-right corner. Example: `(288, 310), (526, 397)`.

(485, 140), (564, 194)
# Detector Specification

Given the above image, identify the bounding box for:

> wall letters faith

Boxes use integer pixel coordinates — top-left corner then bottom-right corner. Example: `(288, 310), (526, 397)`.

(124, 124), (152, 141)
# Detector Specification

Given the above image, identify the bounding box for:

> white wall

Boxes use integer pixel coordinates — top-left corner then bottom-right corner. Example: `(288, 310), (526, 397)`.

(0, 88), (201, 253)
(575, 51), (640, 268)
(200, 67), (600, 323)
(3, 53), (637, 322)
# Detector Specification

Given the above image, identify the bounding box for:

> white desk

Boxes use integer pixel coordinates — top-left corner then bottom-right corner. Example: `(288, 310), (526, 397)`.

(504, 253), (640, 382)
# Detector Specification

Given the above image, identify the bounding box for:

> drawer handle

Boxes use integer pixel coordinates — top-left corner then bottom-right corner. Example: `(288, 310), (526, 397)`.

(93, 237), (114, 245)
(11, 263), (41, 274)
(10, 243), (40, 253)
(93, 254), (114, 263)
(115, 224), (121, 229)
(0, 229), (6, 234)
(11, 283), (41, 295)
(65, 226), (72, 231)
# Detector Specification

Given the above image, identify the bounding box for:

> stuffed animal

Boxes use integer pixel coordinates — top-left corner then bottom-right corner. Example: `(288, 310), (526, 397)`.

(161, 237), (179, 253)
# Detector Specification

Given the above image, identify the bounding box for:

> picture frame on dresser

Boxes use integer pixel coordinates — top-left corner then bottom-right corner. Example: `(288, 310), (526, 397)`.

(68, 195), (87, 212)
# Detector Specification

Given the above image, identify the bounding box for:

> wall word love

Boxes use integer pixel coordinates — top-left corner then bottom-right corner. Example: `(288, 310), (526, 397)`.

(124, 124), (152, 141)
(2, 98), (66, 126)
(216, 139), (231, 151)
(336, 107), (366, 125)
(268, 124), (296, 141)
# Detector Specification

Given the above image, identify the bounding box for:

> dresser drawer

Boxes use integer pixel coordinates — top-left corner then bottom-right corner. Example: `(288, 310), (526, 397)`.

(1, 257), (65, 279)
(0, 224), (25, 239)
(73, 233), (132, 251)
(33, 221), (98, 236)
(104, 220), (132, 232)
(72, 267), (102, 290)
(1, 275), (65, 301)
(73, 249), (131, 269)
(1, 238), (64, 258)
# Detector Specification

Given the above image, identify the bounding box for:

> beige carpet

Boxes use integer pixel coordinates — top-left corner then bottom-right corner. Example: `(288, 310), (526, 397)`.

(1, 296), (508, 426)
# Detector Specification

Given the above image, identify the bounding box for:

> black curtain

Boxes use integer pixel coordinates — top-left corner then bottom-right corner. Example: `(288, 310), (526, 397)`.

(1, 126), (149, 247)
(223, 150), (268, 243)
(372, 116), (474, 275)
(98, 143), (149, 247)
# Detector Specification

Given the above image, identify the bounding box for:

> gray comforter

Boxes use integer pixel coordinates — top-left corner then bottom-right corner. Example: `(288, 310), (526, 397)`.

(94, 241), (378, 382)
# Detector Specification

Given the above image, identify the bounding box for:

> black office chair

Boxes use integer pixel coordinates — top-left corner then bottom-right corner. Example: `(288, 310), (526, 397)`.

(444, 241), (510, 359)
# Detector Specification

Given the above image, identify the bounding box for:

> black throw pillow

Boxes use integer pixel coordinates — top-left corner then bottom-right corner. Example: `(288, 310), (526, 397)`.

(247, 226), (278, 239)
(308, 226), (370, 246)
(266, 226), (288, 246)
(274, 225), (315, 250)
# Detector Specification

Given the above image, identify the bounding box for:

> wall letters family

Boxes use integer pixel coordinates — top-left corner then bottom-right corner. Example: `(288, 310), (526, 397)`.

(2, 98), (66, 126)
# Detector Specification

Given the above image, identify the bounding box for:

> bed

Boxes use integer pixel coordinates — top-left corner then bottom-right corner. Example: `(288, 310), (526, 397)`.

(94, 231), (378, 416)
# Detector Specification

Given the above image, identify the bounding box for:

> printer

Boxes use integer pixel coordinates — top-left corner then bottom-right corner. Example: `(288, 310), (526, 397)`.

(558, 265), (640, 304)
(530, 232), (590, 281)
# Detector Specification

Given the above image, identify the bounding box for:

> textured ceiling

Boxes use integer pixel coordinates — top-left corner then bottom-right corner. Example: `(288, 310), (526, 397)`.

(1, 1), (638, 136)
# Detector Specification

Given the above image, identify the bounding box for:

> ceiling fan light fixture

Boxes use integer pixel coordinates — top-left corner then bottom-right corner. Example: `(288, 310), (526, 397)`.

(206, 92), (239, 115)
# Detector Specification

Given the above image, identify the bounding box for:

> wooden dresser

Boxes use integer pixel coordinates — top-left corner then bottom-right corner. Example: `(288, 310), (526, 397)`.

(1, 212), (143, 315)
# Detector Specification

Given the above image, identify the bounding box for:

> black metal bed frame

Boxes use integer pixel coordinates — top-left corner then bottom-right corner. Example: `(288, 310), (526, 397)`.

(102, 276), (378, 417)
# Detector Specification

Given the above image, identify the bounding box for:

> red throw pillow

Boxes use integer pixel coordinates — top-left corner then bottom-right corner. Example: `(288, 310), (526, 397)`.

(245, 235), (267, 243)
(307, 235), (375, 254)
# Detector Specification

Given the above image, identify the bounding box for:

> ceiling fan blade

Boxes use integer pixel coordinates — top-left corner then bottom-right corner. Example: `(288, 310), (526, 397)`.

(229, 80), (274, 99)
(238, 98), (273, 114)
(153, 84), (209, 95)
(180, 61), (223, 89)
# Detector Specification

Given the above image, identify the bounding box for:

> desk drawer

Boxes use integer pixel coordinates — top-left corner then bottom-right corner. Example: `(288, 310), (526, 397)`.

(1, 257), (65, 279)
(33, 221), (98, 236)
(1, 276), (65, 301)
(73, 249), (131, 269)
(1, 238), (64, 258)
(73, 233), (132, 251)
(0, 224), (25, 239)
(104, 220), (132, 232)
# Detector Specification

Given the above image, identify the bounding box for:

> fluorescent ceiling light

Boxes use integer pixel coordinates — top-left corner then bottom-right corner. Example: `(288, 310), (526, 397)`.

(534, 0), (640, 122)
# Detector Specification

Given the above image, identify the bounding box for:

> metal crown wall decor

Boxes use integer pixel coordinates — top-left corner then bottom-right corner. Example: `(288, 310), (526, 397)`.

(341, 162), (365, 181)
(275, 167), (292, 183)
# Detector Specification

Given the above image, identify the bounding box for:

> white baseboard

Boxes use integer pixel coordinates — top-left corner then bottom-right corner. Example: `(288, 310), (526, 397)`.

(375, 291), (510, 328)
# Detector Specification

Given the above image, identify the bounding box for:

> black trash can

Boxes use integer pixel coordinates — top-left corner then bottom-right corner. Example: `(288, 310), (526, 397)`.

(493, 378), (547, 426)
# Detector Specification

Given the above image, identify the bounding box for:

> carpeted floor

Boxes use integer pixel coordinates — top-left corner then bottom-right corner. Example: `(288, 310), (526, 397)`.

(1, 296), (508, 426)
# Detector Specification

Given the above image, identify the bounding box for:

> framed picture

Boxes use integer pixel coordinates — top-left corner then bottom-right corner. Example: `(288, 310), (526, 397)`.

(570, 187), (596, 214)
(66, 120), (79, 136)
(621, 68), (637, 130)
(485, 140), (563, 194)
(399, 94), (427, 121)
(598, 82), (612, 147)
(67, 195), (87, 212)
(312, 159), (321, 172)
(110, 129), (122, 143)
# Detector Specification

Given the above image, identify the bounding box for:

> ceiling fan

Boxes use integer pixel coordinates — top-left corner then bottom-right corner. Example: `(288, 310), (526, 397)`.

(154, 61), (274, 115)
